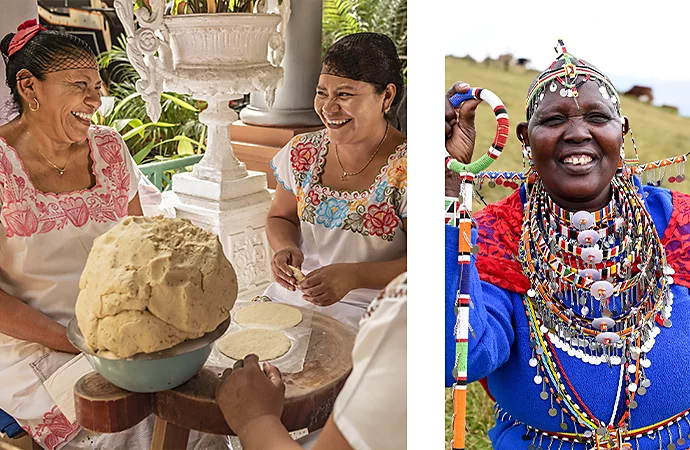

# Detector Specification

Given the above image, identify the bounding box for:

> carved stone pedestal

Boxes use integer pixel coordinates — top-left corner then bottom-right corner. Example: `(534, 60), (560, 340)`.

(169, 170), (273, 300)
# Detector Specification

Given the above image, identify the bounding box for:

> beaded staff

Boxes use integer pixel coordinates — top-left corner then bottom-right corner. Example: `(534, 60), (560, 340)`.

(446, 88), (509, 450)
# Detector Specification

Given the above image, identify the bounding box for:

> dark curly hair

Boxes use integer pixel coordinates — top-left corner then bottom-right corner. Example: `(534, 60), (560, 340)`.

(322, 32), (404, 107)
(1, 29), (96, 114)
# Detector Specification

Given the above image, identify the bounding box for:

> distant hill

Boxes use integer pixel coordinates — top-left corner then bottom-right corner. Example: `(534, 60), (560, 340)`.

(445, 56), (690, 203)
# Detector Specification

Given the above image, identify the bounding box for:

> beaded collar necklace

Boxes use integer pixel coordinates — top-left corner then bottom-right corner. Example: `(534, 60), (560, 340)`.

(519, 176), (674, 448)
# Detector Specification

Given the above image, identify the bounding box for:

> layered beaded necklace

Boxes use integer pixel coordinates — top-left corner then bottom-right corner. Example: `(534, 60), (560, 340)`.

(518, 176), (675, 449)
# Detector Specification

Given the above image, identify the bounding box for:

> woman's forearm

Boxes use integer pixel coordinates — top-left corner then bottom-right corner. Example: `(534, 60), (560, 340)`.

(0, 290), (78, 353)
(266, 216), (301, 252)
(349, 256), (407, 291)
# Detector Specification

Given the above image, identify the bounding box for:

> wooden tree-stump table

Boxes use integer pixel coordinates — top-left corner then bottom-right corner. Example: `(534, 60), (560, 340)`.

(74, 312), (355, 450)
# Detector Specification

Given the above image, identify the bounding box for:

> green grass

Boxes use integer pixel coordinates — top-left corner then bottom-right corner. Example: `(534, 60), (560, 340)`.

(445, 385), (494, 450)
(444, 57), (690, 449)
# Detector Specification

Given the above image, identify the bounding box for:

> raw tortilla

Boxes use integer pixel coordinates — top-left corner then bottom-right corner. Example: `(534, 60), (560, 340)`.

(234, 302), (303, 329)
(218, 328), (291, 361)
(288, 265), (306, 282)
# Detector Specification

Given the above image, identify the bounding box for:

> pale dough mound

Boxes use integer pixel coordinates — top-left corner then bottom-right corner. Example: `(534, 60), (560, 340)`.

(234, 303), (303, 329)
(218, 328), (291, 361)
(76, 216), (238, 358)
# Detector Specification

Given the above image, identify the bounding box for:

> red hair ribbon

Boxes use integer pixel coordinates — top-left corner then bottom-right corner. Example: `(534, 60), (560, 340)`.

(8, 19), (46, 57)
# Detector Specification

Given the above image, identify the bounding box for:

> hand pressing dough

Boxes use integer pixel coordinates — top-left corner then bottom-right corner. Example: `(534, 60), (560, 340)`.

(288, 265), (305, 282)
(218, 328), (291, 361)
(76, 216), (238, 358)
(234, 303), (303, 329)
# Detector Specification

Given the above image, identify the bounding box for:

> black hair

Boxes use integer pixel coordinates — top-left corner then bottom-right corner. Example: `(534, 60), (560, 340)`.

(322, 32), (404, 107)
(0, 29), (96, 114)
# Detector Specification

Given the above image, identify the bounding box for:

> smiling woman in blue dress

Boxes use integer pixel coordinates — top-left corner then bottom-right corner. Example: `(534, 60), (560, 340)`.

(264, 32), (407, 329)
(445, 42), (690, 450)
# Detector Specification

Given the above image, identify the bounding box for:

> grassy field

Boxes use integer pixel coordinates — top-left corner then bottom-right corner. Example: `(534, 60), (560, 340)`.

(444, 56), (690, 449)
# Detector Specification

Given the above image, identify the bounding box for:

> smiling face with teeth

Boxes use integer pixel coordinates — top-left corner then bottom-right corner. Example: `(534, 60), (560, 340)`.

(314, 74), (395, 147)
(20, 66), (102, 144)
(517, 81), (628, 211)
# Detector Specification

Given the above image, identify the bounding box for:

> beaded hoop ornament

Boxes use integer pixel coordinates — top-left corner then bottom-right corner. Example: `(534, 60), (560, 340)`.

(446, 88), (509, 175)
(446, 89), (509, 450)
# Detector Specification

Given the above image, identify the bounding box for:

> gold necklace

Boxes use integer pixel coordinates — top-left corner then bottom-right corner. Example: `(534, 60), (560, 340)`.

(335, 121), (389, 181)
(19, 120), (73, 176)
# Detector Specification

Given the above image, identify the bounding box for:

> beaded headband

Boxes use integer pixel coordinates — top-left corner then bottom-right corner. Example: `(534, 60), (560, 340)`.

(525, 39), (621, 122)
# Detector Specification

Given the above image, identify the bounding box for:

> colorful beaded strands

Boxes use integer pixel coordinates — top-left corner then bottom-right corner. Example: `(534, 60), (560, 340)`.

(518, 176), (675, 450)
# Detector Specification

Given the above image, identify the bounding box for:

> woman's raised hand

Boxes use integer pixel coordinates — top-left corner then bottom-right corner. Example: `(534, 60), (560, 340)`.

(445, 81), (482, 164)
(272, 246), (305, 291)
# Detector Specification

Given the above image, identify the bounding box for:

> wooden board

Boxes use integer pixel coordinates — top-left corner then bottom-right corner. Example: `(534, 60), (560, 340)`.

(74, 311), (355, 435)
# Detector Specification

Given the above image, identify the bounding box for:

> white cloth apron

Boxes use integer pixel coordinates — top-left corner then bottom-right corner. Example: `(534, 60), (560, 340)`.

(0, 126), (139, 450)
(265, 130), (407, 329)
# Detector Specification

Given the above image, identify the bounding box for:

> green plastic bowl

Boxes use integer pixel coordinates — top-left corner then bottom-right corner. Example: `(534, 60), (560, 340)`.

(67, 316), (230, 393)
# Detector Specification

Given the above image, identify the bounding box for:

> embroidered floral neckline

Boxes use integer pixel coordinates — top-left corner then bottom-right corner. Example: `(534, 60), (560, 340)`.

(0, 133), (100, 199)
(312, 130), (407, 198)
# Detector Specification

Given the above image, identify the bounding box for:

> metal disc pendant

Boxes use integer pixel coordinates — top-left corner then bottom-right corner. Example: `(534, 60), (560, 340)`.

(550, 82), (558, 92)
(560, 422), (567, 431)
(528, 445), (537, 450)
(596, 427), (607, 436)
(58, 169), (64, 176)
(668, 443), (676, 450)
(540, 391), (549, 400)
(677, 438), (686, 446)
(637, 386), (647, 396)
(629, 400), (638, 409)
(642, 379), (651, 388)
(548, 407), (558, 417)
(534, 375), (543, 384)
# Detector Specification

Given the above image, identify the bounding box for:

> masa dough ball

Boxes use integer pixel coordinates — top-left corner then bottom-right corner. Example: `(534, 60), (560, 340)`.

(234, 303), (303, 329)
(76, 216), (238, 358)
(288, 265), (305, 282)
(218, 328), (291, 361)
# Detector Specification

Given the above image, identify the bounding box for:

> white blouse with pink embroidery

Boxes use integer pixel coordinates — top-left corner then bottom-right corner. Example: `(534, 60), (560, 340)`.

(0, 125), (140, 450)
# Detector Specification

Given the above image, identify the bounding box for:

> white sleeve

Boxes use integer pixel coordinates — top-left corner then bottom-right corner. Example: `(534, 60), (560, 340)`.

(270, 138), (297, 194)
(116, 131), (142, 201)
(333, 274), (407, 450)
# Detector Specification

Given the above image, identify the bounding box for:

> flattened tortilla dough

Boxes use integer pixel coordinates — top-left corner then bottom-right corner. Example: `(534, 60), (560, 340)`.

(288, 265), (306, 282)
(234, 303), (303, 329)
(218, 328), (291, 361)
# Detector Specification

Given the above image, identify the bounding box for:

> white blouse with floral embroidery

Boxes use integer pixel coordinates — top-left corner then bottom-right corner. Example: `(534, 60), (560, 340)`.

(0, 125), (140, 450)
(265, 129), (407, 329)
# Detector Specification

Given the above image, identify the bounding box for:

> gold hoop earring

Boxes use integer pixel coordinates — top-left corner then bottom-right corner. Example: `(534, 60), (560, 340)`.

(29, 98), (39, 112)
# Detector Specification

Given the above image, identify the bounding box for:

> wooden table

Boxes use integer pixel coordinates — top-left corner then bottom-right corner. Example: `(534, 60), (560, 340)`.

(73, 312), (355, 449)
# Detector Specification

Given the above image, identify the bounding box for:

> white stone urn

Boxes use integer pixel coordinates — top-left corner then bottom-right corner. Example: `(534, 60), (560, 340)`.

(113, 0), (291, 298)
(114, 0), (289, 181)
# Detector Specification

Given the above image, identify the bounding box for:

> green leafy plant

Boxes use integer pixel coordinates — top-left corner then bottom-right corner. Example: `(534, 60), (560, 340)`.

(96, 36), (206, 165)
(172, 0), (255, 14)
(322, 0), (407, 77)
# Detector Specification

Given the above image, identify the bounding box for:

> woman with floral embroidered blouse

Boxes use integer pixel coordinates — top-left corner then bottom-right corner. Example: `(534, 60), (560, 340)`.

(264, 32), (407, 329)
(0, 23), (156, 450)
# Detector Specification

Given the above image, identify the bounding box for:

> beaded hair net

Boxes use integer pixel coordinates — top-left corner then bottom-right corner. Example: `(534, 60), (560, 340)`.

(321, 32), (404, 106)
(525, 39), (620, 122)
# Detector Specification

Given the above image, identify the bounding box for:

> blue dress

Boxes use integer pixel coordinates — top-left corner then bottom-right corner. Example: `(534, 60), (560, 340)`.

(445, 182), (690, 449)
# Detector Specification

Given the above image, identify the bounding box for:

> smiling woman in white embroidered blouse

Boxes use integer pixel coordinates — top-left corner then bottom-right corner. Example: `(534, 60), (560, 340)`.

(264, 32), (407, 329)
(0, 21), (146, 449)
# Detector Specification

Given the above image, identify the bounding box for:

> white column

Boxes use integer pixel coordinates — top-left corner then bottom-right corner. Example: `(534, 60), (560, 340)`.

(240, 0), (323, 127)
(0, 1), (36, 125)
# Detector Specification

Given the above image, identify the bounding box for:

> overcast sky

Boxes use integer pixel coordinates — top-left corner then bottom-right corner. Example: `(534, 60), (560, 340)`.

(445, 0), (690, 82)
